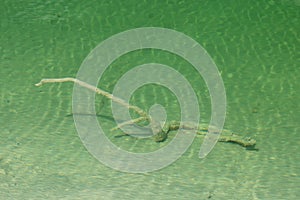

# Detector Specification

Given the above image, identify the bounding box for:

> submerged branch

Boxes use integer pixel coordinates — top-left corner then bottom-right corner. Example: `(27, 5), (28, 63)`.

(35, 77), (256, 149)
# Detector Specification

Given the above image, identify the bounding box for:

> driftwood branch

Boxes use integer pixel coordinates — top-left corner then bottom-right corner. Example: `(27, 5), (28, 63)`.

(35, 77), (256, 148)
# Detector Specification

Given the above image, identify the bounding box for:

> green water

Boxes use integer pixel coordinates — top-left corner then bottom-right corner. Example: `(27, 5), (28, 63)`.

(0, 0), (299, 199)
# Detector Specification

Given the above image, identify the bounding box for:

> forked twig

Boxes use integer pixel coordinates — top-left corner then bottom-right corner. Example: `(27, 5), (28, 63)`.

(35, 77), (256, 148)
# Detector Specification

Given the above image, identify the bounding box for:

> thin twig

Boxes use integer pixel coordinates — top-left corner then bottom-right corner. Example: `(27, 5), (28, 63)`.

(110, 117), (148, 131)
(35, 78), (150, 120)
(35, 77), (256, 148)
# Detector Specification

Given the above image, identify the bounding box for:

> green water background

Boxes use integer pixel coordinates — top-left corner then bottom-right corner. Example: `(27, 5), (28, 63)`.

(0, 0), (299, 199)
